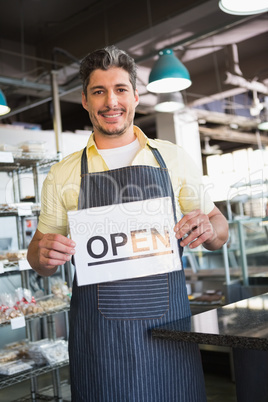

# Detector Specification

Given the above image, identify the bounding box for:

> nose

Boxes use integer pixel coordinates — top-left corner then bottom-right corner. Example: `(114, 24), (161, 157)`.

(106, 90), (118, 108)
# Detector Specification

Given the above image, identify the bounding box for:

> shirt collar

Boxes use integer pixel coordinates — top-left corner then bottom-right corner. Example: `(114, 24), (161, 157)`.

(86, 125), (157, 151)
(133, 126), (158, 149)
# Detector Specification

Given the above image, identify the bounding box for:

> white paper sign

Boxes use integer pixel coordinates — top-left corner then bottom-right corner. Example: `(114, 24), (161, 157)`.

(11, 316), (26, 330)
(68, 197), (181, 286)
(18, 204), (32, 216)
(0, 151), (14, 163)
(18, 259), (31, 271)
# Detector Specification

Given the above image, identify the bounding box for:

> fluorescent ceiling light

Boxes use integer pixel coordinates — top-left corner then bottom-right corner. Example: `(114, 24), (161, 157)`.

(258, 113), (268, 130)
(219, 0), (268, 15)
(258, 121), (268, 130)
(258, 98), (268, 130)
(154, 92), (185, 113)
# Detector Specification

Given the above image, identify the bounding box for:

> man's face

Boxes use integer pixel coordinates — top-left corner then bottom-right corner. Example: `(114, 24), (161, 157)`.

(82, 67), (139, 140)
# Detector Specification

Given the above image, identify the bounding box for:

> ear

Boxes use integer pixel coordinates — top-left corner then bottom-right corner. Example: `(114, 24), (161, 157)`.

(134, 89), (139, 108)
(81, 92), (88, 111)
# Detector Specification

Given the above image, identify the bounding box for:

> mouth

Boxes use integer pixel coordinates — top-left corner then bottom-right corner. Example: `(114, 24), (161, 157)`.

(99, 109), (124, 121)
(102, 113), (122, 118)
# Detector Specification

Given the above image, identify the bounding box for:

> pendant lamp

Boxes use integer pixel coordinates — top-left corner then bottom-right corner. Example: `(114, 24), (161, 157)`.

(219, 0), (268, 15)
(147, 49), (191, 93)
(154, 92), (185, 113)
(258, 101), (268, 131)
(0, 89), (11, 116)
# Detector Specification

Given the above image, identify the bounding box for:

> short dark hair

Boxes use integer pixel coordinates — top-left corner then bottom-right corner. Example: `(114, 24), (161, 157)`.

(80, 45), (137, 96)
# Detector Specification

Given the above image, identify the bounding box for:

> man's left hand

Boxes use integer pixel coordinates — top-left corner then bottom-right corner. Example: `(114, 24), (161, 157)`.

(174, 207), (229, 250)
(174, 209), (216, 249)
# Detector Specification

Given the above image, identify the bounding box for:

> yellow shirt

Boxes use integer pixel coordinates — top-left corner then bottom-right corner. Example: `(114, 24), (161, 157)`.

(37, 126), (214, 235)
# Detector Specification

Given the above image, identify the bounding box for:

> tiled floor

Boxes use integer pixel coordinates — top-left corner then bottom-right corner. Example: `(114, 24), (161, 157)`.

(205, 373), (236, 402)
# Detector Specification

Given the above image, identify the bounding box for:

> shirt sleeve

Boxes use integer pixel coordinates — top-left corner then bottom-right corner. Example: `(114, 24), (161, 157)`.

(37, 165), (69, 236)
(177, 148), (215, 216)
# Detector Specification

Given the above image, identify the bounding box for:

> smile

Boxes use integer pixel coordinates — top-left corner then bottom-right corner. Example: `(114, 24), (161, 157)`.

(102, 113), (122, 118)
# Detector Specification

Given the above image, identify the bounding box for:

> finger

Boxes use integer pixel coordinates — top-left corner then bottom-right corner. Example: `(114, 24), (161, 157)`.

(187, 231), (211, 249)
(175, 212), (204, 239)
(175, 209), (200, 231)
(46, 233), (75, 245)
(181, 222), (214, 248)
(43, 248), (73, 260)
(44, 233), (76, 248)
(39, 248), (72, 268)
(179, 226), (200, 246)
(40, 235), (76, 255)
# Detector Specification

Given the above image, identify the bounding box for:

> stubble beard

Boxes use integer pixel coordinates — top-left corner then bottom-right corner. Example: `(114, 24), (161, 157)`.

(94, 122), (128, 137)
(90, 108), (134, 138)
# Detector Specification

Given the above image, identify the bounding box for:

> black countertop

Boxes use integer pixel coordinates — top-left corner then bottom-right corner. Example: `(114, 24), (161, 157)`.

(152, 293), (268, 350)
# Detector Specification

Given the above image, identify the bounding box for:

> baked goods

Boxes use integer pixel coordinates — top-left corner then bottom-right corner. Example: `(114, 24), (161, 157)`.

(0, 360), (33, 375)
(0, 349), (18, 363)
(37, 297), (65, 311)
(6, 250), (27, 261)
(0, 288), (69, 324)
(51, 279), (72, 302)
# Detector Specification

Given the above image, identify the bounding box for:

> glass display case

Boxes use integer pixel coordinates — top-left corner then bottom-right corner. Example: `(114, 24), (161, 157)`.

(184, 216), (268, 307)
(228, 216), (268, 286)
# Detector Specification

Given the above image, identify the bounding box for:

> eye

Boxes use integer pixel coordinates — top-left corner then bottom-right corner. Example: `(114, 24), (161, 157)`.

(93, 90), (103, 95)
(117, 88), (127, 93)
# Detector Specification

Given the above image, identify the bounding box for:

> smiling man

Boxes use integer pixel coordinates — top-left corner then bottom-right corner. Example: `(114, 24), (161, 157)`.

(82, 67), (139, 143)
(27, 45), (228, 402)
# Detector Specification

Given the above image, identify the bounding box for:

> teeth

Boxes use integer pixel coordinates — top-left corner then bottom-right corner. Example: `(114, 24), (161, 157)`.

(103, 113), (121, 118)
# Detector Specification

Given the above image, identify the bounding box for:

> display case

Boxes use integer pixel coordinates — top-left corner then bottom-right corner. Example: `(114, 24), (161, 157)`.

(184, 216), (268, 308)
(228, 216), (268, 286)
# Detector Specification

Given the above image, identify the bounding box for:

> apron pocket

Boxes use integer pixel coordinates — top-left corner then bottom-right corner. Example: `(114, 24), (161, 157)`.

(98, 274), (169, 320)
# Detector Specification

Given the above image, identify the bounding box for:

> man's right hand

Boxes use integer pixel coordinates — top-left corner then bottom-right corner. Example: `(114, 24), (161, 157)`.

(27, 230), (76, 276)
(38, 233), (76, 269)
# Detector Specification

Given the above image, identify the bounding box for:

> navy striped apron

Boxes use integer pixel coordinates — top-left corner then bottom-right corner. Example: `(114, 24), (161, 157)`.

(69, 145), (207, 401)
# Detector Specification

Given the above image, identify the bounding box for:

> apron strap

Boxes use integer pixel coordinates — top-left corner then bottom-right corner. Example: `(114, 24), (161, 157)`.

(81, 147), (88, 175)
(147, 144), (168, 169)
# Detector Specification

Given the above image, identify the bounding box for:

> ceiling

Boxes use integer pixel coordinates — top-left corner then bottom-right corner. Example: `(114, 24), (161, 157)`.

(0, 0), (268, 159)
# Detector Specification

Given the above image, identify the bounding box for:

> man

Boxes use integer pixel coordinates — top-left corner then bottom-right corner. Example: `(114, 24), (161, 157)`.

(27, 45), (228, 401)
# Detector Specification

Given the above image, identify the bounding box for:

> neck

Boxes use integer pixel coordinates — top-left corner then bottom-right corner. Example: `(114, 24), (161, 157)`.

(94, 129), (136, 149)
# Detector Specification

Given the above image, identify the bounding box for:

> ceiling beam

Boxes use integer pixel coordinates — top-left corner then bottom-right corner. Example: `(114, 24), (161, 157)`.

(225, 72), (268, 95)
(193, 109), (258, 129)
(188, 87), (247, 107)
(199, 126), (268, 145)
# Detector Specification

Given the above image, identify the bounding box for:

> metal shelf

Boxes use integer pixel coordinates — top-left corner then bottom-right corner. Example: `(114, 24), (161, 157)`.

(0, 304), (70, 327)
(230, 179), (268, 189)
(0, 154), (68, 401)
(0, 155), (59, 173)
(0, 259), (30, 273)
(0, 360), (69, 390)
(0, 204), (40, 217)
